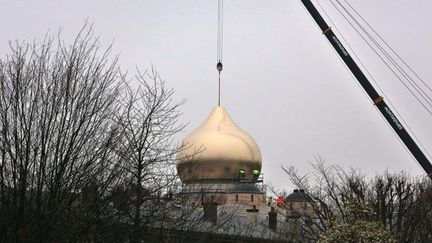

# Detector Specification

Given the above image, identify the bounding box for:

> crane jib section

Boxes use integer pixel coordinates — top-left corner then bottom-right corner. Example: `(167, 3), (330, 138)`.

(300, 0), (432, 179)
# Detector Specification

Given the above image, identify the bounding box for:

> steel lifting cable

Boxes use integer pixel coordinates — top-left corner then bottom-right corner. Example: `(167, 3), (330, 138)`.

(315, 1), (393, 107)
(334, 0), (432, 109)
(217, 0), (223, 66)
(216, 0), (223, 106)
(329, 0), (432, 116)
(332, 0), (431, 105)
(343, 0), (432, 95)
(315, 0), (400, 115)
(321, 0), (432, 161)
(333, 0), (432, 162)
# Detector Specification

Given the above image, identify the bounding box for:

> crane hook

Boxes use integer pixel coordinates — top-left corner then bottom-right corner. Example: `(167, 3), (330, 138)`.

(217, 61), (223, 73)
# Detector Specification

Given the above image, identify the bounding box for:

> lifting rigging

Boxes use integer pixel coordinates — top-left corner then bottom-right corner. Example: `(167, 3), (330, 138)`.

(300, 0), (432, 180)
(216, 0), (223, 107)
(328, 0), (432, 116)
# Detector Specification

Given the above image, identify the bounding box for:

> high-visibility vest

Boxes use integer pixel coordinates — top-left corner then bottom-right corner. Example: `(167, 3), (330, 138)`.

(239, 169), (245, 179)
(267, 197), (272, 206)
(276, 196), (284, 207)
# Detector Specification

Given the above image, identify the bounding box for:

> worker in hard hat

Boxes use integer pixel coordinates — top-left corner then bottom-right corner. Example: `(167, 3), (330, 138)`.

(276, 196), (284, 207)
(267, 196), (273, 206)
(239, 168), (245, 181)
(252, 169), (260, 181)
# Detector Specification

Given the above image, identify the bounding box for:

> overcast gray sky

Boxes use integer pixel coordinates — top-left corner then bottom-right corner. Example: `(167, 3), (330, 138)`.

(1, 0), (431, 191)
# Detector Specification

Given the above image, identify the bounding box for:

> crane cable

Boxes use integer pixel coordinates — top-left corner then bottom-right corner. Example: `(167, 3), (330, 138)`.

(316, 0), (432, 163)
(332, 0), (432, 109)
(216, 0), (224, 106)
(335, 0), (432, 109)
(329, 0), (432, 116)
(331, 0), (432, 164)
(343, 0), (432, 96)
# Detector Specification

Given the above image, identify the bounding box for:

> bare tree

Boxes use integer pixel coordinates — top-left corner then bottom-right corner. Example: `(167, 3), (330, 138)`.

(113, 68), (186, 242)
(0, 24), (255, 242)
(282, 158), (432, 242)
(0, 25), (125, 241)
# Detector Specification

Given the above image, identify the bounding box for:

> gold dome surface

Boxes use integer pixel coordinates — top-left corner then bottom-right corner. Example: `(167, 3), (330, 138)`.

(177, 106), (262, 182)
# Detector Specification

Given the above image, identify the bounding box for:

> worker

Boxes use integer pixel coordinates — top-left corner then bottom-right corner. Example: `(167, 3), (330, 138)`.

(267, 196), (273, 206)
(252, 169), (260, 181)
(276, 196), (284, 207)
(239, 168), (245, 181)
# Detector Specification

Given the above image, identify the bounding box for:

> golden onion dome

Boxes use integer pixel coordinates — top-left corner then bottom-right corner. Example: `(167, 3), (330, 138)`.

(177, 106), (262, 182)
